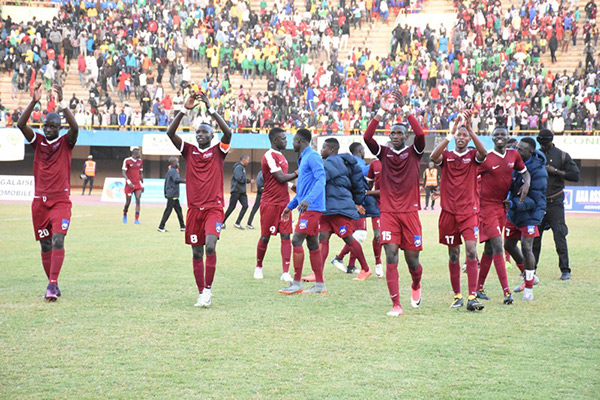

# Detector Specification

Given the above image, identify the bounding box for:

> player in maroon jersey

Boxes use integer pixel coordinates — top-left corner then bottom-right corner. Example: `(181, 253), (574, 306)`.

(430, 110), (487, 311)
(476, 127), (530, 303)
(363, 91), (424, 317)
(17, 82), (79, 301)
(122, 147), (144, 224)
(254, 128), (298, 281)
(165, 91), (232, 308)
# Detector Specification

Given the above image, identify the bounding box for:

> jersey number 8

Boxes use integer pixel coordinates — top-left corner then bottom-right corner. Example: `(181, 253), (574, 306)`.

(190, 234), (198, 244)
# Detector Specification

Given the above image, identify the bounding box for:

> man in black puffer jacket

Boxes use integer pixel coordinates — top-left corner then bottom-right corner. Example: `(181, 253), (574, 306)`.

(504, 137), (548, 301)
(311, 138), (373, 282)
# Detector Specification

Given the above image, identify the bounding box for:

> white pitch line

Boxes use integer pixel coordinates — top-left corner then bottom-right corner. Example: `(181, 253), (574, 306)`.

(0, 213), (94, 222)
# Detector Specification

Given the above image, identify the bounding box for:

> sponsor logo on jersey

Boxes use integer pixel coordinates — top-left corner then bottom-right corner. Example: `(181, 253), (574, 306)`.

(203, 152), (213, 158)
(216, 222), (222, 233)
(61, 219), (70, 230)
(339, 225), (347, 235)
(299, 219), (308, 229)
(462, 158), (471, 163)
(414, 235), (422, 246)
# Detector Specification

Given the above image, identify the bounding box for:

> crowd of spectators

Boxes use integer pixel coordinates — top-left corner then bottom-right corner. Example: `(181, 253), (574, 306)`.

(1, 0), (599, 135)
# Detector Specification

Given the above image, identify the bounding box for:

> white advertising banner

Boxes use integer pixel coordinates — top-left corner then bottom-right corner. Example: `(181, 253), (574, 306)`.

(0, 129), (25, 161)
(0, 175), (34, 200)
(141, 134), (220, 155)
(551, 136), (600, 160)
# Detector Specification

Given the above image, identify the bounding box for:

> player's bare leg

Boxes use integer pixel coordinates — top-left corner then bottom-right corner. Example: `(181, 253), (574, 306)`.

(133, 189), (142, 224)
(123, 194), (132, 223)
(43, 233), (66, 301)
(384, 243), (402, 316)
(404, 249), (423, 309)
(280, 231), (308, 294)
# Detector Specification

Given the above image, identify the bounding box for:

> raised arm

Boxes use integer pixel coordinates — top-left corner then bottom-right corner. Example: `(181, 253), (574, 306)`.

(199, 91), (232, 145)
(430, 114), (462, 164)
(464, 110), (486, 162)
(54, 85), (79, 147)
(166, 92), (200, 150)
(364, 92), (397, 156)
(407, 113), (425, 153)
(17, 81), (43, 142)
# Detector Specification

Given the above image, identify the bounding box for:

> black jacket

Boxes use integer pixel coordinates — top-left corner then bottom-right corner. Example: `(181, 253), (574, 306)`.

(230, 162), (251, 194)
(164, 167), (185, 199)
(507, 150), (548, 227)
(541, 145), (580, 199)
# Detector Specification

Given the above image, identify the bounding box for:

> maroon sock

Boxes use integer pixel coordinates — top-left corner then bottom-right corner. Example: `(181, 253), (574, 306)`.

(205, 253), (216, 288)
(409, 264), (423, 290)
(386, 263), (401, 307)
(135, 212), (140, 220)
(256, 239), (268, 268)
(505, 250), (511, 263)
(348, 254), (357, 268)
(41, 251), (52, 279)
(349, 240), (369, 271)
(280, 239), (291, 274)
(449, 261), (461, 294)
(193, 258), (205, 293)
(49, 249), (65, 284)
(336, 243), (351, 260)
(525, 277), (535, 289)
(293, 246), (304, 281)
(123, 210), (127, 217)
(493, 254), (510, 294)
(517, 263), (525, 273)
(478, 253), (493, 291)
(372, 238), (382, 265)
(466, 259), (478, 296)
(309, 248), (324, 283)
(319, 240), (329, 268)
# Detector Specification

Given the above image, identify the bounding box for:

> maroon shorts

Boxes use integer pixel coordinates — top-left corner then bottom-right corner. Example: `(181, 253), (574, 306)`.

(504, 221), (540, 240)
(295, 211), (322, 237)
(479, 206), (506, 243)
(371, 216), (381, 231)
(260, 203), (293, 237)
(185, 207), (224, 245)
(380, 211), (423, 251)
(320, 214), (354, 238)
(351, 218), (367, 231)
(124, 181), (143, 196)
(438, 210), (478, 246)
(31, 196), (72, 241)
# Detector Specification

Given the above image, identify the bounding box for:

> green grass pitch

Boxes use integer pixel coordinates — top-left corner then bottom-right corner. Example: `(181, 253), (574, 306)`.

(1, 203), (599, 399)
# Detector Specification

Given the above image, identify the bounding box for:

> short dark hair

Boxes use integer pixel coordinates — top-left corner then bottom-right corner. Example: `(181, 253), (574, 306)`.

(521, 137), (537, 150)
(349, 142), (363, 155)
(296, 128), (312, 143)
(269, 127), (285, 143)
(240, 154), (250, 161)
(324, 138), (340, 152)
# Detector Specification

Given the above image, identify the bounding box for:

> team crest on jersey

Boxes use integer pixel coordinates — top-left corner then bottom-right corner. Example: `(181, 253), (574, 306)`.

(299, 219), (308, 229)
(463, 158), (471, 163)
(216, 222), (222, 233)
(527, 226), (535, 234)
(474, 227), (479, 238)
(61, 219), (70, 230)
(400, 153), (409, 159)
(508, 162), (515, 168)
(339, 225), (347, 235)
(414, 235), (422, 246)
(203, 152), (214, 158)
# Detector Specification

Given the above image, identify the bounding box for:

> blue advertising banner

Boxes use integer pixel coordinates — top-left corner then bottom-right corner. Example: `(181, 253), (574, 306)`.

(564, 186), (600, 213)
(101, 177), (187, 204)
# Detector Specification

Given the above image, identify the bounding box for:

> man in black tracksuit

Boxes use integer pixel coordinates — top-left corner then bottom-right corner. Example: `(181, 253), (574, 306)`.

(223, 154), (253, 229)
(158, 157), (186, 232)
(534, 129), (580, 280)
(246, 170), (263, 229)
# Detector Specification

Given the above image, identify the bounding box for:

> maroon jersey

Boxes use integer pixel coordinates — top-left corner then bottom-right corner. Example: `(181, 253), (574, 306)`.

(479, 149), (527, 209)
(438, 148), (481, 215)
(377, 145), (423, 213)
(366, 159), (382, 190)
(261, 148), (290, 206)
(180, 141), (229, 209)
(122, 157), (143, 184)
(30, 132), (74, 197)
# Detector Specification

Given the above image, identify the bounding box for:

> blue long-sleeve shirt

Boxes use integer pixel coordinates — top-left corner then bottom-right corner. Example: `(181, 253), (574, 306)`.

(353, 155), (370, 176)
(287, 146), (326, 212)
